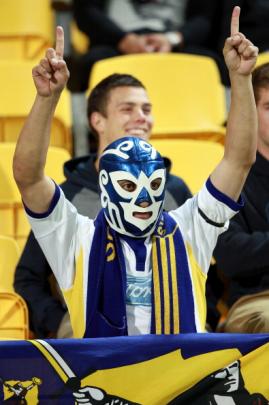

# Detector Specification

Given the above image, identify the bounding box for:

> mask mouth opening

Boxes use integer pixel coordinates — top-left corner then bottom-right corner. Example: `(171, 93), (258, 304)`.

(132, 211), (153, 220)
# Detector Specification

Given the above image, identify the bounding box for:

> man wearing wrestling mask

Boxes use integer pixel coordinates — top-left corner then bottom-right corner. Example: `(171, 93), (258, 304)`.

(13, 6), (258, 338)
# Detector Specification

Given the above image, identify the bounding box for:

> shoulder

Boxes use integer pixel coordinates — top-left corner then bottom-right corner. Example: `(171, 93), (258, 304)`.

(166, 173), (192, 206)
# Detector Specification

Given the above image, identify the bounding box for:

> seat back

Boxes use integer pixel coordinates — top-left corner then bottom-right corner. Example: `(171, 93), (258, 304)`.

(89, 53), (226, 142)
(0, 235), (20, 292)
(71, 21), (90, 54)
(0, 291), (29, 339)
(0, 60), (72, 152)
(150, 138), (224, 194)
(0, 0), (53, 60)
(0, 143), (71, 201)
(0, 143), (71, 241)
(256, 52), (269, 68)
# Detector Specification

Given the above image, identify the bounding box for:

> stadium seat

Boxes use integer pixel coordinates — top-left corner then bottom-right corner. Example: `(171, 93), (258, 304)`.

(16, 238), (28, 253)
(89, 53), (226, 143)
(0, 291), (29, 339)
(0, 60), (72, 152)
(0, 0), (53, 60)
(0, 143), (71, 242)
(150, 138), (224, 194)
(71, 21), (90, 54)
(256, 51), (269, 68)
(0, 235), (20, 292)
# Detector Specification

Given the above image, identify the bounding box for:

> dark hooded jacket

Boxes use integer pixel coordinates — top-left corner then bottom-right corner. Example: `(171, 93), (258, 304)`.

(214, 152), (269, 306)
(73, 0), (218, 48)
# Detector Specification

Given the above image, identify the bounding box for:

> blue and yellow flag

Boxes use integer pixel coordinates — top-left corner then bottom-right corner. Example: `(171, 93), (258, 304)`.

(0, 333), (269, 404)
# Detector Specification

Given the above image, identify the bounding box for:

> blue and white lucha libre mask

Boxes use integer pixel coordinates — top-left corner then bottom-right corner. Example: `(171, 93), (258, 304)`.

(99, 137), (166, 237)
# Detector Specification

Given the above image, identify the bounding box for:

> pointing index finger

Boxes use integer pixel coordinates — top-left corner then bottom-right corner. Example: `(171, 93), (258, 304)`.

(230, 6), (240, 36)
(55, 26), (64, 59)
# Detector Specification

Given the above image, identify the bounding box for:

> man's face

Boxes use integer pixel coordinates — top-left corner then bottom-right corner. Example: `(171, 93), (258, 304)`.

(96, 86), (153, 147)
(257, 86), (269, 156)
(211, 361), (240, 392)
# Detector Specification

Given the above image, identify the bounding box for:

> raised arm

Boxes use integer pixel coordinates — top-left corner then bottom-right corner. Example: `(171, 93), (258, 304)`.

(13, 27), (70, 213)
(210, 6), (258, 201)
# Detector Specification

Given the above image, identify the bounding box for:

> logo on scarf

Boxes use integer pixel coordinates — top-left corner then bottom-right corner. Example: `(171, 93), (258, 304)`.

(106, 229), (116, 262)
(156, 220), (166, 236)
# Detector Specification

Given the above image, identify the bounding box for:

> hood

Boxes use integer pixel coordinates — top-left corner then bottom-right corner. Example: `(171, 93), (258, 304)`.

(63, 154), (99, 191)
(163, 156), (172, 175)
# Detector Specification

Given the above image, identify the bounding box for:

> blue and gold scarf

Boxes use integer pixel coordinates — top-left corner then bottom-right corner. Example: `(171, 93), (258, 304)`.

(84, 210), (197, 338)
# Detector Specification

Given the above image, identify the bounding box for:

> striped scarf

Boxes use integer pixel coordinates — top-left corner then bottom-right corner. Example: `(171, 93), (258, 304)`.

(84, 210), (197, 338)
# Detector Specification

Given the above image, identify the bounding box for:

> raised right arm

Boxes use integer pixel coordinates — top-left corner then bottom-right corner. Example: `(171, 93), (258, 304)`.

(13, 27), (69, 213)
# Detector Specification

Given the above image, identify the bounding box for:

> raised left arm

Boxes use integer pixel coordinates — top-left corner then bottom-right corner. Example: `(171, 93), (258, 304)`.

(210, 6), (258, 201)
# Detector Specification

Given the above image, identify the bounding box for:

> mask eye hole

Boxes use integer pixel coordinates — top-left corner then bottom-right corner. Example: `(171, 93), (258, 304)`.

(150, 177), (162, 190)
(118, 180), (137, 192)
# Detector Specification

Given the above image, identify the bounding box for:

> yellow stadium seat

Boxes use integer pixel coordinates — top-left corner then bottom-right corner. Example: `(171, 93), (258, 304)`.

(150, 138), (224, 194)
(0, 205), (14, 239)
(0, 143), (71, 241)
(256, 52), (269, 68)
(89, 53), (226, 143)
(0, 291), (29, 339)
(16, 237), (27, 253)
(0, 60), (72, 152)
(0, 0), (54, 60)
(0, 235), (20, 292)
(71, 21), (90, 54)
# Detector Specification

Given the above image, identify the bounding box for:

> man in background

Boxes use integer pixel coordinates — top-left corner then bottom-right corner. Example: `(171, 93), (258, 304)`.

(214, 63), (269, 333)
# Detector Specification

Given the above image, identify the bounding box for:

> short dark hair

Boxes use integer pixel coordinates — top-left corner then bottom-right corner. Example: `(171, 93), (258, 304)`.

(252, 63), (269, 103)
(87, 73), (146, 138)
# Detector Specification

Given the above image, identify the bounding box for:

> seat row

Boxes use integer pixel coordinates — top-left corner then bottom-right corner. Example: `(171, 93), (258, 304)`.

(1, 1), (269, 152)
(0, 234), (29, 339)
(0, 53), (227, 154)
(0, 143), (71, 248)
(2, 48), (268, 152)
